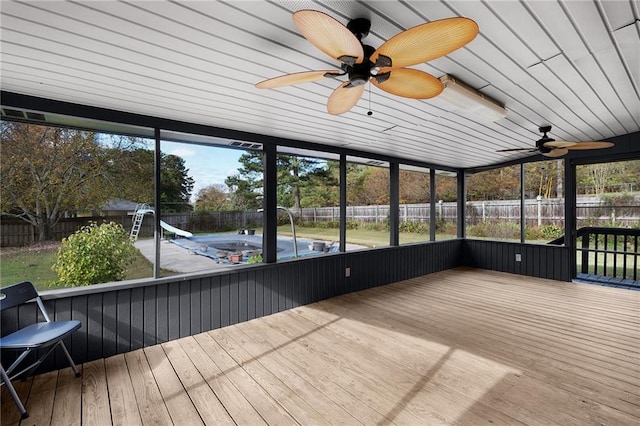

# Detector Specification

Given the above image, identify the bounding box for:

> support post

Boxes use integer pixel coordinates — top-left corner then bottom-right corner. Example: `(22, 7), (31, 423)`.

(430, 169), (436, 241)
(565, 158), (577, 280)
(339, 154), (347, 252)
(390, 161), (399, 246)
(153, 128), (161, 278)
(457, 171), (465, 238)
(262, 144), (277, 263)
(521, 163), (526, 243)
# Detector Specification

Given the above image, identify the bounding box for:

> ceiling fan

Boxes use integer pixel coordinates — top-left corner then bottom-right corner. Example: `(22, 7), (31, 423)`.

(497, 126), (615, 158)
(255, 10), (478, 115)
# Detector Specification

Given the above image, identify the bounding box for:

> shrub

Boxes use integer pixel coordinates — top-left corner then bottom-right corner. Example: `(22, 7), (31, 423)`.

(541, 224), (564, 240)
(51, 222), (136, 287)
(400, 221), (429, 234)
(346, 221), (360, 230)
(467, 221), (519, 240)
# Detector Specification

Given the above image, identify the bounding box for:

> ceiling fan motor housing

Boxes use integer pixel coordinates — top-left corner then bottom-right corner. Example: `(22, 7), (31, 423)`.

(343, 44), (377, 86)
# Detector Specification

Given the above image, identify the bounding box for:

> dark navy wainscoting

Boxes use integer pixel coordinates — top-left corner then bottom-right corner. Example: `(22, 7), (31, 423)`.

(2, 240), (462, 372)
(462, 239), (570, 282)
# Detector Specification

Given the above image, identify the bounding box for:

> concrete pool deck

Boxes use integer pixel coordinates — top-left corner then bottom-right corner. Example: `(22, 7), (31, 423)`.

(134, 238), (236, 273)
(134, 236), (366, 274)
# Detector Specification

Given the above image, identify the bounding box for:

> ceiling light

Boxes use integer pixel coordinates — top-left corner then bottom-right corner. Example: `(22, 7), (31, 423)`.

(438, 75), (507, 122)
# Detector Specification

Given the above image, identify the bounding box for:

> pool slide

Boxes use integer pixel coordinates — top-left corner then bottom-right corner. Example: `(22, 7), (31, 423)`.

(160, 220), (193, 238)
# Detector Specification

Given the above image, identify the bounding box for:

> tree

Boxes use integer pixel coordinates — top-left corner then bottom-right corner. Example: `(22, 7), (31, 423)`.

(195, 184), (230, 212)
(1, 122), (114, 240)
(435, 174), (457, 202)
(160, 154), (194, 212)
(107, 148), (195, 211)
(400, 170), (430, 204)
(1, 122), (196, 240)
(466, 166), (519, 201)
(225, 151), (263, 210)
(276, 154), (332, 210)
(300, 160), (339, 207)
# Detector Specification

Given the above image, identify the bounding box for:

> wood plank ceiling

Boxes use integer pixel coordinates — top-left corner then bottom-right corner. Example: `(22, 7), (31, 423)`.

(1, 0), (638, 169)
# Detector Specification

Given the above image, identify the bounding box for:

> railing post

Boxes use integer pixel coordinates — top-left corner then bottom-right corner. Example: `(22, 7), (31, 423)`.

(581, 231), (590, 274)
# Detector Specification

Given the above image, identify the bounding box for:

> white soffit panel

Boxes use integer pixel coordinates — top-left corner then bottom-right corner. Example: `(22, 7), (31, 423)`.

(613, 21), (640, 99)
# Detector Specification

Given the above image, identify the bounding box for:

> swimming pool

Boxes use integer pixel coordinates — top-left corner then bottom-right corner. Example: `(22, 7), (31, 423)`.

(169, 233), (336, 263)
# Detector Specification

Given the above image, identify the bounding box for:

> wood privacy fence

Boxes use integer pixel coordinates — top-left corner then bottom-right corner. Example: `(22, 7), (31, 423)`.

(2, 197), (638, 247)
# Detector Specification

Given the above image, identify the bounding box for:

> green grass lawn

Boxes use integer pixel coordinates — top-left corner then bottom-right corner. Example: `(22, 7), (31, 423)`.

(1, 246), (159, 291)
(274, 225), (457, 247)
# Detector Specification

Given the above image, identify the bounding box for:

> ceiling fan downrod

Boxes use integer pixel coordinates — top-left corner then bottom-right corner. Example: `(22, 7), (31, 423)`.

(342, 18), (390, 87)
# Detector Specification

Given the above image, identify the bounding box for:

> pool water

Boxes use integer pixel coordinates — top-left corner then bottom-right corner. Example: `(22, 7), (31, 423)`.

(169, 233), (335, 263)
(202, 241), (263, 252)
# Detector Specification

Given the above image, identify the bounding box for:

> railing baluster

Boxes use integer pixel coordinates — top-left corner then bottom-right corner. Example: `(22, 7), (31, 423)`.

(594, 232), (599, 276)
(633, 235), (639, 281)
(603, 233), (608, 277)
(623, 235), (628, 280)
(613, 234), (618, 278)
(581, 234), (589, 274)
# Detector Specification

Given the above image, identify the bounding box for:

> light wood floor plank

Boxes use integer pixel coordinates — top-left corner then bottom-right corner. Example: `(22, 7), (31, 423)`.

(144, 345), (204, 425)
(50, 366), (83, 426)
(11, 268), (640, 425)
(123, 349), (172, 425)
(180, 334), (266, 425)
(214, 326), (333, 425)
(193, 332), (298, 425)
(1, 375), (33, 426)
(316, 281), (640, 416)
(104, 354), (142, 426)
(161, 339), (234, 425)
(20, 370), (58, 426)
(222, 324), (362, 425)
(81, 359), (111, 426)
(263, 310), (525, 425)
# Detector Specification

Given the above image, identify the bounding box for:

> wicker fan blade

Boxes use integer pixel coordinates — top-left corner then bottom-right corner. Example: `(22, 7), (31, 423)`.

(543, 140), (577, 148)
(566, 141), (614, 150)
(293, 10), (364, 64)
(327, 82), (365, 115)
(256, 71), (341, 89)
(496, 148), (536, 152)
(370, 17), (478, 68)
(542, 148), (569, 158)
(371, 68), (443, 99)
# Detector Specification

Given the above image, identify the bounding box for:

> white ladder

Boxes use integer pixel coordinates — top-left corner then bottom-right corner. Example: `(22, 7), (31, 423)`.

(130, 204), (151, 241)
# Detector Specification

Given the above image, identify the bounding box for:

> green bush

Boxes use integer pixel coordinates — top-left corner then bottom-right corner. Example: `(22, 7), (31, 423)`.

(51, 222), (136, 287)
(346, 221), (360, 230)
(467, 221), (520, 240)
(400, 221), (429, 234)
(541, 224), (564, 239)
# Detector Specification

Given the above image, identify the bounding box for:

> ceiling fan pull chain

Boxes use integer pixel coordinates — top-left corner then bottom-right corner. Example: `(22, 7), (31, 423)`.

(367, 82), (373, 116)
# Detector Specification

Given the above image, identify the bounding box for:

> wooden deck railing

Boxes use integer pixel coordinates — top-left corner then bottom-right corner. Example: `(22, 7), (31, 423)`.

(576, 227), (639, 283)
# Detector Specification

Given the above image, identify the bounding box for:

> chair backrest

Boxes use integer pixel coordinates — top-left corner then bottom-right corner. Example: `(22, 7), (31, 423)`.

(0, 281), (39, 311)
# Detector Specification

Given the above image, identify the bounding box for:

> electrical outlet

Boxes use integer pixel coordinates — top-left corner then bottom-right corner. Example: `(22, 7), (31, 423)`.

(515, 253), (522, 262)
(345, 267), (351, 277)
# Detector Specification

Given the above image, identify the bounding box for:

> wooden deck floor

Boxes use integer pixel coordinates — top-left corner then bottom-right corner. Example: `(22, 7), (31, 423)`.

(2, 267), (639, 425)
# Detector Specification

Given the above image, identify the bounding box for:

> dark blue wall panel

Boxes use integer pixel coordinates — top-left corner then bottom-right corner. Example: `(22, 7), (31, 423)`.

(462, 239), (570, 282)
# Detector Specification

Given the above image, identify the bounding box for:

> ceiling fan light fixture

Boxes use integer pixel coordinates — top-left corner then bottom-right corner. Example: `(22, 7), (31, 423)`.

(438, 75), (506, 122)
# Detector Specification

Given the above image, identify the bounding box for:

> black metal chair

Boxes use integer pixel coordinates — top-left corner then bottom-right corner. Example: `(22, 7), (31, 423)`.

(0, 281), (81, 419)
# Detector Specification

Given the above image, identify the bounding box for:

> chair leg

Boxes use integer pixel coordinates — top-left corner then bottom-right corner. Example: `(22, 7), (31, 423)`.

(0, 365), (28, 419)
(58, 341), (81, 378)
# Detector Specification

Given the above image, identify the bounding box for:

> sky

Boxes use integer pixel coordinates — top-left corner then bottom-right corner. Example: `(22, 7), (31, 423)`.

(162, 141), (243, 202)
